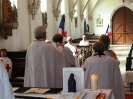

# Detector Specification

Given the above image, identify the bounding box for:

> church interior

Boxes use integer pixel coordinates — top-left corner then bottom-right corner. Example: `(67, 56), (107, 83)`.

(0, 0), (133, 99)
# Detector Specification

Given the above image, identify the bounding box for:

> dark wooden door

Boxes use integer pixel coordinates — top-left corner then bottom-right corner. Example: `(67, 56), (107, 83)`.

(112, 7), (133, 44)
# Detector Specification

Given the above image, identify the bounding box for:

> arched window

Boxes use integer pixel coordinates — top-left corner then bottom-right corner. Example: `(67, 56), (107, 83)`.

(74, 5), (78, 17)
(60, 0), (65, 14)
(41, 0), (47, 12)
(9, 0), (17, 7)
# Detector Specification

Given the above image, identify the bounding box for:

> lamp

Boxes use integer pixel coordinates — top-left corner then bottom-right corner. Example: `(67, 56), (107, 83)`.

(28, 0), (40, 19)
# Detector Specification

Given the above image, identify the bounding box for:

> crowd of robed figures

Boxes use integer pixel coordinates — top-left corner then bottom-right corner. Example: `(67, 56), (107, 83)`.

(0, 25), (125, 99)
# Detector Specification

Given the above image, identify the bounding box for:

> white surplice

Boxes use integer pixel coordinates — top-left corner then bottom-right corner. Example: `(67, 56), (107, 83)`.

(0, 57), (12, 78)
(64, 42), (76, 56)
(0, 63), (15, 99)
(24, 41), (58, 88)
(82, 55), (125, 99)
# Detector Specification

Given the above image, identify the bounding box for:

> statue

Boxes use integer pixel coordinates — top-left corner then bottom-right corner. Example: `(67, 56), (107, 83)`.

(0, 0), (18, 39)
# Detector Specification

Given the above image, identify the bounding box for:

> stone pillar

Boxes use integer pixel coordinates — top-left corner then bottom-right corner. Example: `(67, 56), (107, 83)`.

(47, 0), (57, 40)
(77, 0), (83, 37)
(64, 0), (71, 36)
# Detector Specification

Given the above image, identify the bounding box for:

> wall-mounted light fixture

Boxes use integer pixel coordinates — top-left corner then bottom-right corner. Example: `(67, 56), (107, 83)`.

(28, 0), (40, 19)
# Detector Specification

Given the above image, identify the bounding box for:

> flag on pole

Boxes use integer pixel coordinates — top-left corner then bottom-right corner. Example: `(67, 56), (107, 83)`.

(59, 14), (65, 33)
(105, 24), (112, 36)
(58, 14), (67, 37)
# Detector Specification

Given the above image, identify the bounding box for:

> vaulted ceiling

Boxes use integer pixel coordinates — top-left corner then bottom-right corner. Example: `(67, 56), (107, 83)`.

(53, 0), (100, 16)
(67, 0), (100, 17)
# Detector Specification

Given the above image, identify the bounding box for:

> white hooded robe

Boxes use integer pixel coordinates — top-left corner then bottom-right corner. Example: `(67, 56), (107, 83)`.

(24, 41), (58, 88)
(82, 55), (125, 99)
(0, 63), (14, 99)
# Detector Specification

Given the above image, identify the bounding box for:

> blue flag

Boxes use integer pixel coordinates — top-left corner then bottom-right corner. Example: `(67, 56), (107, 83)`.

(105, 24), (112, 36)
(106, 24), (109, 34)
(59, 14), (65, 32)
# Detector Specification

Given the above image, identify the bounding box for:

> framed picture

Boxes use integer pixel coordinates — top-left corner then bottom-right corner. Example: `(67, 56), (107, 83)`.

(96, 15), (103, 27)
(63, 67), (84, 92)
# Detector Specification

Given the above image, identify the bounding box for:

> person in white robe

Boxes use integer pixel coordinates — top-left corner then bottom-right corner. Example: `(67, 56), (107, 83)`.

(82, 42), (125, 99)
(53, 34), (76, 88)
(0, 48), (12, 78)
(65, 36), (77, 56)
(79, 34), (89, 46)
(0, 63), (14, 99)
(24, 26), (58, 88)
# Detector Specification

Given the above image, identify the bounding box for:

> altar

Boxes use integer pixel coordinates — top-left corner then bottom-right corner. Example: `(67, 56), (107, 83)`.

(14, 87), (114, 99)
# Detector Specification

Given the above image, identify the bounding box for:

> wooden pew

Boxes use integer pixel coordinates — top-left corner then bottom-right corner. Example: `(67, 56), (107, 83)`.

(8, 51), (26, 87)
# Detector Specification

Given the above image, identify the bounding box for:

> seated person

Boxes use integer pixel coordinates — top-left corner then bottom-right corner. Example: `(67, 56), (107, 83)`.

(82, 42), (124, 99)
(0, 63), (15, 99)
(0, 48), (12, 78)
(79, 34), (89, 46)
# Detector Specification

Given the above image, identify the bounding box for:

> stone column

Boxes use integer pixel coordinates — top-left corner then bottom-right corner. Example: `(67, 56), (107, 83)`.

(77, 0), (83, 37)
(64, 0), (71, 36)
(47, 0), (57, 40)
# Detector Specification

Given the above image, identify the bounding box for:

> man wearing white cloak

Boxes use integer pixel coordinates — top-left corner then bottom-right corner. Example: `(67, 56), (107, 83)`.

(0, 63), (15, 99)
(24, 26), (58, 88)
(82, 42), (125, 99)
(52, 34), (76, 88)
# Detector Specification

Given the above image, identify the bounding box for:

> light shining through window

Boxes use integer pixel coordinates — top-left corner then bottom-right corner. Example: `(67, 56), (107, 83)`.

(9, 0), (17, 7)
(41, 0), (47, 12)
(60, 0), (65, 14)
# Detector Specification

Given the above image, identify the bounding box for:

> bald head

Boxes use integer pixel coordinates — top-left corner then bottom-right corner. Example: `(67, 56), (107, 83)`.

(34, 26), (46, 40)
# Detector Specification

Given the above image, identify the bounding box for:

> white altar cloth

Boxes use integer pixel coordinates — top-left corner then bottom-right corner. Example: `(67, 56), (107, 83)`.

(14, 88), (114, 99)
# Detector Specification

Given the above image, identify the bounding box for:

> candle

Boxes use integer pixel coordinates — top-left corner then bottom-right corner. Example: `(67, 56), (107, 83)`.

(90, 74), (98, 90)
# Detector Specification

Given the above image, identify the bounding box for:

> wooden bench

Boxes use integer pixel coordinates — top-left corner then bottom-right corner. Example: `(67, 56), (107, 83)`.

(8, 51), (26, 87)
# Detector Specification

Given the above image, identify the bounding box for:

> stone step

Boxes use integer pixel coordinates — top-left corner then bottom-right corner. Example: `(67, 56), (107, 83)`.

(110, 44), (132, 81)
